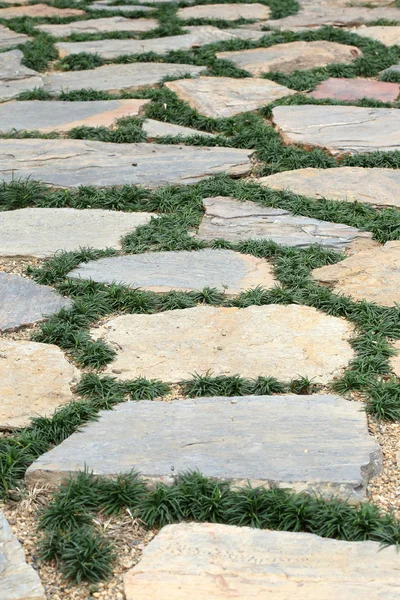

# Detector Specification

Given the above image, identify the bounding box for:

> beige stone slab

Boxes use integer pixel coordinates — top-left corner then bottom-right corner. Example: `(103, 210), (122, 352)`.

(390, 340), (400, 377)
(0, 50), (43, 102)
(142, 119), (215, 139)
(349, 26), (400, 47)
(0, 0), (31, 4)
(0, 3), (85, 18)
(0, 23), (31, 48)
(177, 3), (271, 21)
(36, 16), (158, 37)
(165, 76), (295, 118)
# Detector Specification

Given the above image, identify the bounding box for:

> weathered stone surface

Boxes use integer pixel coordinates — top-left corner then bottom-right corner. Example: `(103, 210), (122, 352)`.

(177, 3), (271, 21)
(390, 340), (400, 377)
(195, 196), (373, 250)
(216, 41), (361, 76)
(36, 16), (158, 36)
(142, 118), (215, 140)
(123, 523), (400, 600)
(67, 249), (276, 294)
(0, 272), (72, 332)
(0, 140), (253, 188)
(25, 394), (380, 499)
(0, 24), (31, 47)
(260, 167), (400, 209)
(0, 3), (84, 18)
(90, 304), (355, 383)
(309, 77), (400, 102)
(0, 99), (149, 133)
(0, 340), (79, 429)
(0, 208), (154, 258)
(165, 76), (295, 118)
(88, 3), (155, 11)
(349, 26), (400, 47)
(313, 241), (400, 307)
(272, 105), (400, 155)
(0, 509), (45, 600)
(0, 50), (43, 102)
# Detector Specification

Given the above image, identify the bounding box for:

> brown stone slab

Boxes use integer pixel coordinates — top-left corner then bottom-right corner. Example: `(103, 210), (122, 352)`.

(36, 16), (158, 37)
(349, 26), (400, 47)
(309, 77), (400, 102)
(0, 3), (85, 18)
(177, 3), (271, 21)
(0, 23), (31, 48)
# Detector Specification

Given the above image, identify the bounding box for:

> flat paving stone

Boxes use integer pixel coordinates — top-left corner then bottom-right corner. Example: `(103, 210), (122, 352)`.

(88, 3), (155, 11)
(349, 26), (400, 47)
(0, 340), (80, 429)
(123, 523), (400, 600)
(0, 139), (253, 188)
(309, 77), (400, 102)
(260, 167), (400, 209)
(272, 105), (400, 155)
(142, 118), (215, 140)
(0, 3), (85, 18)
(25, 394), (380, 500)
(313, 241), (400, 307)
(0, 208), (155, 258)
(67, 249), (276, 294)
(195, 196), (374, 250)
(0, 23), (31, 47)
(90, 304), (355, 383)
(36, 16), (158, 36)
(216, 41), (361, 76)
(0, 50), (43, 102)
(0, 272), (72, 332)
(165, 76), (295, 118)
(177, 3), (271, 21)
(0, 509), (45, 600)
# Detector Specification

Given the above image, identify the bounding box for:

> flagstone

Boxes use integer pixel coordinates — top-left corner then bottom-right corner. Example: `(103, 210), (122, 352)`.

(0, 208), (155, 258)
(309, 77), (400, 102)
(0, 50), (43, 102)
(272, 105), (400, 154)
(0, 3), (85, 18)
(390, 340), (400, 377)
(349, 26), (400, 47)
(142, 118), (215, 139)
(88, 3), (155, 12)
(0, 24), (31, 48)
(165, 76), (295, 118)
(177, 3), (271, 21)
(0, 340), (79, 429)
(36, 16), (158, 36)
(312, 241), (400, 307)
(223, 27), (270, 41)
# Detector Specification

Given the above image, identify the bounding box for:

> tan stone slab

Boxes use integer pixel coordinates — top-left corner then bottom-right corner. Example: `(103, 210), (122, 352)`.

(0, 340), (80, 429)
(165, 76), (295, 118)
(309, 77), (400, 102)
(0, 3), (85, 18)
(0, 23), (31, 48)
(216, 41), (361, 76)
(142, 119), (215, 139)
(91, 304), (355, 383)
(88, 2), (155, 12)
(312, 241), (400, 307)
(0, 50), (43, 102)
(390, 340), (400, 377)
(349, 26), (400, 47)
(177, 3), (271, 21)
(36, 16), (158, 37)
(123, 524), (400, 600)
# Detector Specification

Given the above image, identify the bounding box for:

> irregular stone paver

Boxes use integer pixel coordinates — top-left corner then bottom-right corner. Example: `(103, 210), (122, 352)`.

(0, 140), (253, 188)
(224, 27), (270, 41)
(43, 62), (205, 94)
(309, 77), (400, 102)
(88, 3), (155, 12)
(272, 105), (400, 155)
(0, 340), (79, 429)
(0, 272), (72, 332)
(123, 523), (400, 600)
(0, 509), (45, 600)
(142, 118), (215, 139)
(260, 167), (400, 209)
(0, 3), (85, 18)
(390, 340), (400, 377)
(0, 208), (155, 258)
(0, 24), (31, 48)
(0, 99), (149, 133)
(0, 50), (43, 102)
(313, 241), (400, 307)
(67, 249), (276, 294)
(25, 394), (380, 499)
(177, 3), (271, 21)
(216, 41), (362, 76)
(165, 76), (295, 118)
(89, 305), (355, 383)
(36, 16), (158, 36)
(195, 196), (373, 250)
(349, 26), (400, 47)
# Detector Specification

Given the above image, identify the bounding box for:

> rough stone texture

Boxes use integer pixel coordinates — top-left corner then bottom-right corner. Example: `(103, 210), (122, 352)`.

(0, 24), (31, 48)
(90, 304), (355, 383)
(0, 208), (155, 258)
(123, 523), (400, 600)
(142, 118), (215, 140)
(165, 76), (295, 118)
(309, 77), (400, 102)
(0, 99), (150, 133)
(0, 139), (253, 188)
(88, 3), (155, 11)
(0, 272), (72, 332)
(177, 3), (271, 21)
(36, 16), (158, 36)
(216, 41), (362, 76)
(0, 50), (43, 102)
(195, 196), (373, 250)
(390, 340), (400, 377)
(25, 395), (380, 500)
(260, 167), (400, 209)
(0, 3), (85, 18)
(349, 26), (400, 47)
(312, 241), (400, 307)
(0, 340), (79, 429)
(272, 105), (400, 155)
(67, 249), (276, 294)
(0, 509), (45, 600)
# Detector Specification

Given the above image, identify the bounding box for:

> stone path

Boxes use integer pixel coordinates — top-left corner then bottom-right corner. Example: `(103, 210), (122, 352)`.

(0, 3), (85, 18)
(36, 16), (159, 36)
(177, 3), (271, 21)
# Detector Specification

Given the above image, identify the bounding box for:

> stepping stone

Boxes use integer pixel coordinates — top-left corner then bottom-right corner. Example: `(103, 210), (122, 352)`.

(88, 3), (155, 12)
(390, 340), (400, 377)
(0, 140), (253, 188)
(0, 340), (79, 429)
(123, 523), (400, 600)
(67, 249), (276, 294)
(89, 304), (355, 383)
(313, 241), (400, 307)
(25, 394), (380, 500)
(0, 3), (85, 18)
(0, 50), (43, 102)
(0, 509), (45, 600)
(142, 118), (215, 140)
(0, 272), (72, 332)
(349, 26), (400, 47)
(0, 99), (150, 133)
(223, 27), (270, 41)
(36, 16), (158, 37)
(260, 167), (400, 209)
(216, 41), (362, 76)
(309, 77), (400, 102)
(195, 196), (374, 250)
(0, 208), (155, 258)
(0, 24), (31, 48)
(272, 105), (400, 155)
(164, 76), (295, 118)
(177, 3), (271, 21)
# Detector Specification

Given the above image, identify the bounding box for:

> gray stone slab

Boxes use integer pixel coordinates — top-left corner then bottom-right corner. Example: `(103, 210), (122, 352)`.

(88, 2), (155, 11)
(272, 105), (400, 155)
(0, 510), (45, 600)
(177, 3), (271, 21)
(36, 16), (158, 36)
(0, 140), (253, 188)
(0, 272), (72, 332)
(223, 27), (270, 41)
(25, 394), (381, 500)
(142, 118), (215, 139)
(0, 24), (31, 48)
(0, 50), (43, 102)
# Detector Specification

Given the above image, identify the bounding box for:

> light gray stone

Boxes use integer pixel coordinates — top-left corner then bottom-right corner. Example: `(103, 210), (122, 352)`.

(36, 16), (158, 36)
(177, 3), (271, 21)
(0, 139), (253, 188)
(0, 23), (31, 47)
(0, 50), (43, 102)
(88, 2), (155, 12)
(25, 394), (381, 500)
(142, 118), (215, 140)
(223, 27), (270, 41)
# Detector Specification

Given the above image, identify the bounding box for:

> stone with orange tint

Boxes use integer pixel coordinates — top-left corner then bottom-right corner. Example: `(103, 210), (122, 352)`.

(0, 3), (85, 18)
(309, 77), (400, 102)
